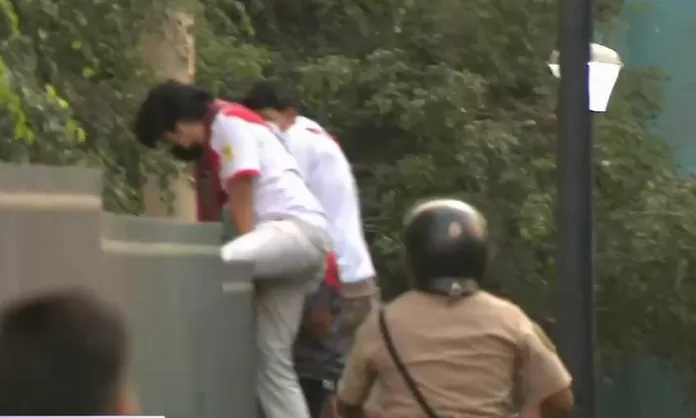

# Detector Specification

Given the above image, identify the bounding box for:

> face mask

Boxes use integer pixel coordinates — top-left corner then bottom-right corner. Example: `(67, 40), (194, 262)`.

(170, 144), (206, 161)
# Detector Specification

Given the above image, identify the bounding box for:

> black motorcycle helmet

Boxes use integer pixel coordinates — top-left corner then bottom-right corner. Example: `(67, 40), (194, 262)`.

(403, 198), (488, 298)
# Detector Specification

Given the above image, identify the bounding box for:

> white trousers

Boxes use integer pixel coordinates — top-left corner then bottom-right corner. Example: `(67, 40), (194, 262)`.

(221, 218), (330, 418)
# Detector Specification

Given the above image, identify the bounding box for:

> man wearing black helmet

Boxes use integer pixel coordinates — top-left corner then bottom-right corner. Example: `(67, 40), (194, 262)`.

(327, 199), (574, 418)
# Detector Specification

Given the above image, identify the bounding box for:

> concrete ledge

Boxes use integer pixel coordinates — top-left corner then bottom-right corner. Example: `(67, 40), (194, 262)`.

(0, 163), (101, 195)
(102, 213), (222, 244)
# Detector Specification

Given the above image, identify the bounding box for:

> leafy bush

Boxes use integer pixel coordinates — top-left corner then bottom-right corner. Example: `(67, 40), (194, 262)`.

(0, 0), (267, 213)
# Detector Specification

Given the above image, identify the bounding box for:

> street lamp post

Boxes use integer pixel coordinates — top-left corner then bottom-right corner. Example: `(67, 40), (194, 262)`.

(548, 10), (623, 418)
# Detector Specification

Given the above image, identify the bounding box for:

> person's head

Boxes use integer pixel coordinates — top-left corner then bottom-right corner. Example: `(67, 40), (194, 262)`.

(132, 80), (214, 161)
(403, 198), (489, 298)
(242, 79), (299, 132)
(0, 289), (136, 415)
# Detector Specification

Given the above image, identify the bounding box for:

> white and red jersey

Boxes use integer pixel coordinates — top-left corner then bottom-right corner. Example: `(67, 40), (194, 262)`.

(277, 116), (376, 283)
(206, 102), (327, 231)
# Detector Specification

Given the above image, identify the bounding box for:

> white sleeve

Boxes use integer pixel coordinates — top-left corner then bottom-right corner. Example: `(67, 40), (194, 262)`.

(211, 116), (261, 187)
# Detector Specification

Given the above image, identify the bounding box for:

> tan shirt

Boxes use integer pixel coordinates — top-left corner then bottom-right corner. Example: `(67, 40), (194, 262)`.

(337, 290), (571, 418)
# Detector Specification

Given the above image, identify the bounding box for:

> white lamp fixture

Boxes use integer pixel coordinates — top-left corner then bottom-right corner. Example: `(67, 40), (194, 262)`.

(548, 43), (623, 112)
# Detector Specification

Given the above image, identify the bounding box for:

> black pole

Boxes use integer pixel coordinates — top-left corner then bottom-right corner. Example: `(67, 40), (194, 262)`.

(556, 0), (595, 415)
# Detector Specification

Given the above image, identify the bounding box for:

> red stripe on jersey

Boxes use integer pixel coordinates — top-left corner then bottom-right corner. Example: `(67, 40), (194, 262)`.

(204, 100), (269, 131)
(220, 103), (268, 126)
(324, 252), (341, 289)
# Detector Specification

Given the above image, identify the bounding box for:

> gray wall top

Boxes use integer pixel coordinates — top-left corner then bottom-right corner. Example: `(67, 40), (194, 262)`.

(102, 214), (222, 244)
(0, 163), (101, 195)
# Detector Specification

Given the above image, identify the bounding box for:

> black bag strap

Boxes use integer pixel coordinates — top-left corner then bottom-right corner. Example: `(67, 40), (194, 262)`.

(378, 307), (439, 418)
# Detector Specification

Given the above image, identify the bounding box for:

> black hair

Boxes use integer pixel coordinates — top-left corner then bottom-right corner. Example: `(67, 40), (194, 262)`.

(132, 80), (214, 148)
(242, 79), (298, 111)
(0, 289), (129, 415)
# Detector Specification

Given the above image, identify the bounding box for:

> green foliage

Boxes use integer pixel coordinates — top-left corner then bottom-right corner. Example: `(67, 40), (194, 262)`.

(1, 0), (161, 212)
(0, 2), (84, 164)
(194, 0), (270, 98)
(0, 0), (267, 213)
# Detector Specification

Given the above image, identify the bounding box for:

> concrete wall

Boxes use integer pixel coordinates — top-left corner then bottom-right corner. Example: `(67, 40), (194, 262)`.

(0, 162), (256, 418)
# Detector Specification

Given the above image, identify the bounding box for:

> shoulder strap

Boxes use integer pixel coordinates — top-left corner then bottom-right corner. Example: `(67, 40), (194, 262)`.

(378, 308), (439, 418)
